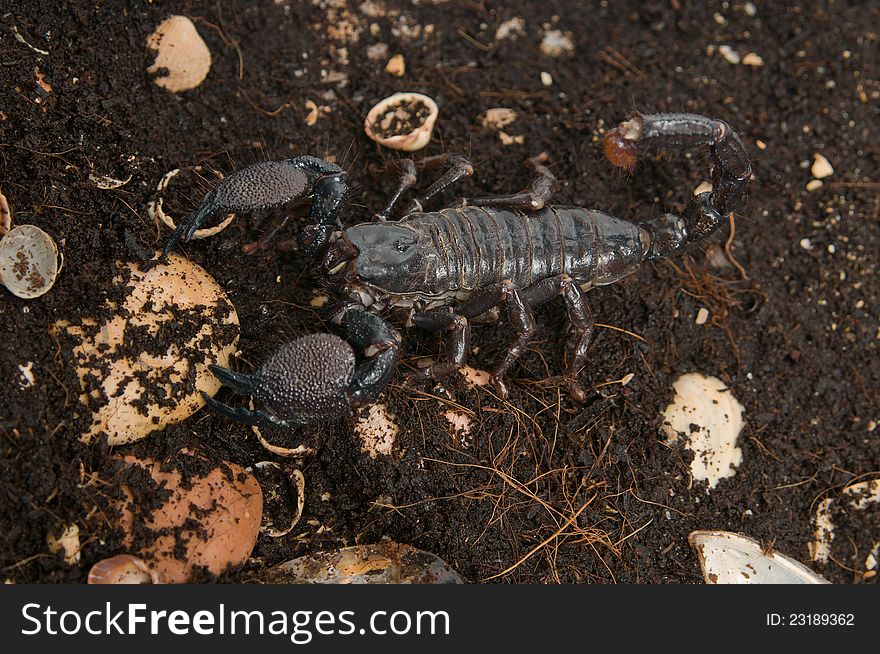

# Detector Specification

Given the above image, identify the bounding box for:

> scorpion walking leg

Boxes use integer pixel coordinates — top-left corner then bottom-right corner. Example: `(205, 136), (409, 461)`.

(376, 154), (474, 219)
(522, 275), (595, 402)
(374, 158), (417, 221)
(489, 281), (537, 399)
(468, 152), (558, 211)
(405, 154), (474, 212)
(405, 310), (470, 382)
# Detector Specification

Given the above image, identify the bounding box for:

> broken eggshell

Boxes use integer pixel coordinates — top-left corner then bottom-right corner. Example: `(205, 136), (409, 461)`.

(662, 373), (744, 490)
(146, 15), (212, 92)
(255, 541), (463, 584)
(689, 530), (829, 584)
(148, 168), (234, 240)
(88, 554), (163, 584)
(364, 92), (438, 152)
(0, 224), (60, 298)
(53, 254), (239, 444)
(117, 454), (263, 583)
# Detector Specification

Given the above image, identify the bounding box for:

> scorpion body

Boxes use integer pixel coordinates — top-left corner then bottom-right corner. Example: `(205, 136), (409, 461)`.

(161, 112), (751, 428)
(343, 205), (644, 308)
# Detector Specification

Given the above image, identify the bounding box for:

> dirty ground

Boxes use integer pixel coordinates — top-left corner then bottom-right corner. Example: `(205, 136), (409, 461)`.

(1, 0), (878, 583)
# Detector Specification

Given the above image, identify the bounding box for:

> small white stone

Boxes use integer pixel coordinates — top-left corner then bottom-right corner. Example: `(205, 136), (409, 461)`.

(495, 16), (525, 41)
(540, 71), (553, 86)
(799, 238), (813, 250)
(806, 179), (824, 192)
(540, 29), (574, 57)
(18, 361), (35, 388)
(744, 2), (757, 16)
(811, 153), (834, 179)
(695, 307), (710, 325)
(718, 45), (741, 64)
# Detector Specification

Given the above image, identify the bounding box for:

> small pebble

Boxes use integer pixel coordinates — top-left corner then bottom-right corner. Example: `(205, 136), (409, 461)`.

(756, 139), (767, 150)
(540, 29), (574, 57)
(799, 238), (813, 250)
(480, 107), (517, 130)
(806, 179), (824, 192)
(718, 45), (741, 64)
(811, 153), (834, 179)
(741, 52), (764, 67)
(540, 71), (553, 86)
(385, 54), (405, 77)
(355, 403), (398, 458)
(495, 17), (525, 41)
(695, 307), (710, 325)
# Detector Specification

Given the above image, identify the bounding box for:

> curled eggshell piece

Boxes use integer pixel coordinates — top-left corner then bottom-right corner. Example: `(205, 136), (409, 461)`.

(257, 541), (463, 584)
(690, 530), (829, 584)
(53, 253), (239, 444)
(147, 168), (234, 240)
(146, 15), (212, 92)
(119, 453), (263, 583)
(0, 224), (60, 298)
(88, 554), (163, 584)
(249, 462), (305, 538)
(364, 93), (439, 151)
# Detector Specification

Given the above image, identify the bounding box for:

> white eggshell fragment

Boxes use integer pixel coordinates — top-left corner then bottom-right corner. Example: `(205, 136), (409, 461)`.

(364, 93), (439, 151)
(690, 530), (829, 584)
(47, 524), (81, 565)
(54, 254), (239, 444)
(662, 373), (744, 489)
(261, 541), (463, 584)
(88, 554), (162, 584)
(809, 480), (880, 563)
(0, 224), (60, 298)
(355, 402), (398, 458)
(118, 454), (263, 584)
(146, 16), (212, 93)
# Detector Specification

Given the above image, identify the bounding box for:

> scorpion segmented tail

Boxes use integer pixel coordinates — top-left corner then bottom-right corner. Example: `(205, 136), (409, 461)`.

(604, 112), (752, 261)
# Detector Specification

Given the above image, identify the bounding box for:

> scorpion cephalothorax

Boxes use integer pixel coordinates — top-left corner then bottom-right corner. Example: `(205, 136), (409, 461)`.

(161, 112), (750, 429)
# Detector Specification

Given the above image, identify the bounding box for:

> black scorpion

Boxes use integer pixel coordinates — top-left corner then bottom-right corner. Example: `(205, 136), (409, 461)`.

(161, 112), (751, 429)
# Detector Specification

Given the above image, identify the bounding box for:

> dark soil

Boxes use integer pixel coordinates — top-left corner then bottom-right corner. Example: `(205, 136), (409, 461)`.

(1, 0), (878, 584)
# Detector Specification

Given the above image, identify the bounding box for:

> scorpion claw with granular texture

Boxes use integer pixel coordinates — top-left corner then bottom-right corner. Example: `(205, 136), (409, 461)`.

(202, 309), (400, 428)
(165, 112), (750, 428)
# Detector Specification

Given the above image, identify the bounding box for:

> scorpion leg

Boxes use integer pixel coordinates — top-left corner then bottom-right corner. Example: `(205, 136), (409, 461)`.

(404, 154), (474, 212)
(404, 309), (470, 382)
(488, 281), (537, 399)
(374, 158), (417, 222)
(468, 152), (558, 211)
(522, 275), (595, 402)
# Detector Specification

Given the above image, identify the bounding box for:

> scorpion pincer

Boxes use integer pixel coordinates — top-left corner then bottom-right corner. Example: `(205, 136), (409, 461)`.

(160, 112), (751, 429)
